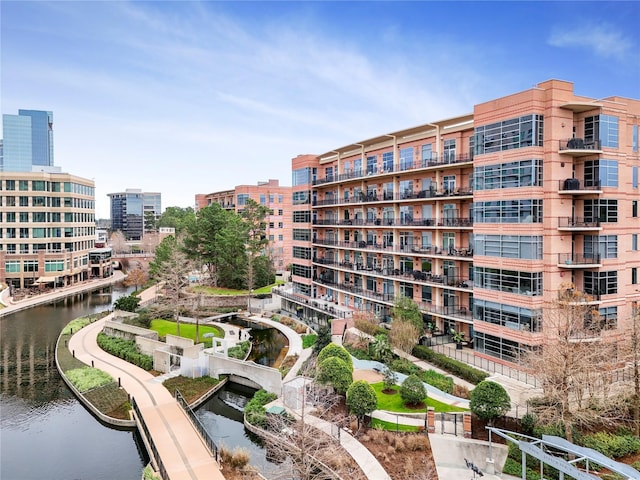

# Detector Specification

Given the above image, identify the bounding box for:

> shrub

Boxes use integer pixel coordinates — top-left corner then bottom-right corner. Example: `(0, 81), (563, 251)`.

(301, 334), (317, 349)
(97, 333), (153, 370)
(114, 294), (141, 312)
(580, 432), (640, 459)
(470, 380), (511, 425)
(317, 344), (353, 372)
(312, 325), (332, 354)
(227, 341), (251, 359)
(316, 356), (353, 394)
(420, 370), (454, 394)
(344, 344), (372, 360)
(66, 367), (113, 392)
(412, 345), (489, 384)
(400, 374), (426, 406)
(244, 389), (277, 427)
(390, 358), (420, 376)
(521, 413), (537, 435)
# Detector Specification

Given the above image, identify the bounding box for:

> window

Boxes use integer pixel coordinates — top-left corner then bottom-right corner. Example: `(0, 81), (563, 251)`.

(443, 139), (456, 162)
(19, 212), (29, 222)
(399, 147), (413, 170)
(584, 235), (617, 259)
(474, 159), (543, 190)
(269, 194), (274, 203)
(474, 114), (544, 154)
(260, 194), (266, 205)
(584, 199), (617, 222)
(474, 234), (543, 259)
(6, 180), (15, 190)
(585, 114), (618, 148)
(237, 194), (249, 206)
(268, 235), (274, 241)
(632, 267), (637, 285)
(584, 271), (617, 295)
(633, 125), (638, 153)
(634, 167), (639, 189)
(382, 152), (393, 172)
(5, 196), (15, 206)
(421, 144), (433, 163)
(293, 229), (311, 241)
(278, 222), (283, 228)
(5, 261), (20, 273)
(366, 155), (377, 174)
(32, 181), (46, 191)
(474, 199), (542, 223)
(474, 331), (531, 361)
(585, 159), (618, 187)
(293, 191), (309, 205)
(633, 234), (638, 251)
(475, 267), (542, 295)
(291, 264), (311, 278)
(278, 234), (283, 241)
(597, 306), (618, 330)
(6, 212), (16, 222)
(633, 201), (638, 218)
(19, 228), (29, 238)
(19, 180), (28, 191)
(19, 196), (29, 207)
(23, 261), (38, 273)
(474, 299), (542, 333)
(293, 211), (310, 223)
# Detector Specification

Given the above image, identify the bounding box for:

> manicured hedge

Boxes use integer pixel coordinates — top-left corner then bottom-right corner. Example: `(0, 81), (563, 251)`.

(412, 345), (488, 385)
(580, 431), (640, 459)
(97, 333), (153, 370)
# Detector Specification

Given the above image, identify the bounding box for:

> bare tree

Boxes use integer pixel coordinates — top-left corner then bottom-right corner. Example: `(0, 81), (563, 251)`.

(524, 286), (621, 443)
(156, 238), (193, 336)
(123, 265), (148, 292)
(389, 319), (421, 354)
(620, 303), (640, 436)
(141, 232), (160, 254)
(109, 230), (129, 254)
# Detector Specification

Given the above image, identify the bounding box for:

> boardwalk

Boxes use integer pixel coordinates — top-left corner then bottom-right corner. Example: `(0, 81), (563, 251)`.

(69, 316), (224, 480)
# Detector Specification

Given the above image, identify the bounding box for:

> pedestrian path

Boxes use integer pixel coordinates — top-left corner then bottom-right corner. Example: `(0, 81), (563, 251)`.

(68, 314), (224, 480)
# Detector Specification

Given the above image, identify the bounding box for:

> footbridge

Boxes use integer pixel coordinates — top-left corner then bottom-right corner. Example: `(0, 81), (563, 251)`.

(207, 352), (283, 394)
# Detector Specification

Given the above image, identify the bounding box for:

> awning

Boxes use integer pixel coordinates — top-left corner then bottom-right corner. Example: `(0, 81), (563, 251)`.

(33, 276), (57, 284)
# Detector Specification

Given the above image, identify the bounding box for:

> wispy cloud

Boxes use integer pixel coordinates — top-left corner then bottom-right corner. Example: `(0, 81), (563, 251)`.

(548, 23), (634, 61)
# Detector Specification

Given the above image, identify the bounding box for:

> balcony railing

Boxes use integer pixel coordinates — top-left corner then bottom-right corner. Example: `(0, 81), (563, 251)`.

(557, 253), (601, 266)
(558, 138), (601, 152)
(557, 217), (601, 229)
(312, 217), (472, 227)
(558, 178), (601, 192)
(312, 239), (473, 258)
(312, 153), (474, 186)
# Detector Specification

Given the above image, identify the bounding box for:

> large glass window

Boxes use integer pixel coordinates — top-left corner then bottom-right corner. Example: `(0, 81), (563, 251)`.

(292, 168), (310, 186)
(475, 267), (542, 295)
(293, 229), (311, 241)
(584, 271), (617, 295)
(474, 299), (542, 333)
(293, 191), (309, 205)
(474, 159), (543, 190)
(474, 114), (544, 154)
(443, 139), (456, 162)
(421, 144), (433, 163)
(474, 331), (530, 362)
(293, 211), (310, 223)
(293, 246), (311, 260)
(584, 199), (617, 222)
(366, 155), (377, 174)
(584, 235), (617, 259)
(292, 264), (311, 278)
(585, 114), (618, 148)
(474, 234), (543, 259)
(585, 159), (618, 187)
(474, 199), (542, 223)
(382, 152), (393, 172)
(399, 147), (413, 170)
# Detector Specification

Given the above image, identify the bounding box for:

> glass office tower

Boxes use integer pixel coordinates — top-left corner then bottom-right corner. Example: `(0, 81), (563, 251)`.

(1, 109), (54, 172)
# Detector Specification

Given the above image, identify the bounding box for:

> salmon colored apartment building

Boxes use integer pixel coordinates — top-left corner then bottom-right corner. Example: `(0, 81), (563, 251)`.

(281, 80), (640, 367)
(196, 179), (293, 273)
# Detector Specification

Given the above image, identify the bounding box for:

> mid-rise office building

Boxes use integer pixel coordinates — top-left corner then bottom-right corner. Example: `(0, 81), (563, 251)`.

(284, 80), (639, 366)
(108, 189), (162, 240)
(196, 179), (293, 272)
(1, 109), (54, 172)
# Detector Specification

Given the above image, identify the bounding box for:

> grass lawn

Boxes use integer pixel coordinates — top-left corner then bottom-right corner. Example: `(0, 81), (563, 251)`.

(370, 417), (422, 432)
(191, 280), (284, 296)
(371, 382), (467, 413)
(150, 319), (224, 348)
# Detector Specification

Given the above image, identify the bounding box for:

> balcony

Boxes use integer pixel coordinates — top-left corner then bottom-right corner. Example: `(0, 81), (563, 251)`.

(558, 179), (602, 195)
(557, 253), (601, 268)
(311, 153), (474, 186)
(558, 138), (602, 156)
(557, 217), (601, 231)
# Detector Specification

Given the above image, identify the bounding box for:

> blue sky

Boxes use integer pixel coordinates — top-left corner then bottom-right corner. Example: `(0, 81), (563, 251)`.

(2, 1), (639, 218)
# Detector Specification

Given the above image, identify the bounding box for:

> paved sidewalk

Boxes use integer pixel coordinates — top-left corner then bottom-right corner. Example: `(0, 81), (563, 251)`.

(68, 314), (224, 480)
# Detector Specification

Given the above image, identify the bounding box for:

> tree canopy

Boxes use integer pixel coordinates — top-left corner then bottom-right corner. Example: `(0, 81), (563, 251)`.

(392, 296), (424, 332)
(347, 380), (377, 427)
(316, 356), (353, 394)
(316, 343), (353, 372)
(469, 380), (511, 425)
(400, 374), (427, 407)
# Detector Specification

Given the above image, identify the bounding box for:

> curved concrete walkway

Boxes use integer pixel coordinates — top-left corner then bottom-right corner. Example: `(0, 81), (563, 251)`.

(68, 314), (224, 480)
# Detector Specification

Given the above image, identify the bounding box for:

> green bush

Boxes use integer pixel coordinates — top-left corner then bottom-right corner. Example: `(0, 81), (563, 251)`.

(66, 367), (113, 392)
(244, 389), (278, 427)
(301, 334), (317, 349)
(580, 432), (640, 459)
(420, 369), (454, 394)
(97, 333), (153, 370)
(502, 458), (540, 480)
(390, 358), (420, 376)
(412, 345), (489, 384)
(344, 344), (372, 360)
(227, 341), (251, 359)
(520, 413), (537, 435)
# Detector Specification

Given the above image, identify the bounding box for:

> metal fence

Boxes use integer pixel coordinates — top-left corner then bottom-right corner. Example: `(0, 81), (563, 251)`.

(430, 343), (541, 387)
(175, 389), (220, 462)
(132, 397), (169, 480)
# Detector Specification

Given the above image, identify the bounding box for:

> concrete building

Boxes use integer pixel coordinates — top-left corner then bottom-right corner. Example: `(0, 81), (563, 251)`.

(0, 171), (99, 289)
(1, 109), (54, 172)
(107, 189), (162, 240)
(196, 179), (293, 273)
(284, 80), (639, 366)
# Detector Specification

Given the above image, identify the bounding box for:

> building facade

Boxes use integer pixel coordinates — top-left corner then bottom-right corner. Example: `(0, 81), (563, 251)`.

(1, 109), (54, 172)
(0, 171), (97, 289)
(108, 189), (162, 240)
(285, 80), (639, 366)
(196, 179), (293, 273)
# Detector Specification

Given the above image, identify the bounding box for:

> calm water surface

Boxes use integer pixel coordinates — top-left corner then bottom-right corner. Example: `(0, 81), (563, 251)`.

(0, 285), (147, 480)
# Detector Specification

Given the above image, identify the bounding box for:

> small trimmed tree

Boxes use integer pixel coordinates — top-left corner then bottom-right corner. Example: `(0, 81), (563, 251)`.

(469, 380), (511, 426)
(316, 343), (353, 372)
(316, 356), (353, 394)
(312, 325), (332, 354)
(400, 374), (427, 407)
(114, 294), (140, 312)
(347, 380), (378, 429)
(382, 367), (398, 393)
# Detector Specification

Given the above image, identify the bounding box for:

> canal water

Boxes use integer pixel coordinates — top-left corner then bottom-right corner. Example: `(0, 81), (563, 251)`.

(1, 286), (287, 479)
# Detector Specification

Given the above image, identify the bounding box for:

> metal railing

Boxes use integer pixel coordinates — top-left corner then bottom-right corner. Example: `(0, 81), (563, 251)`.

(132, 397), (169, 480)
(557, 217), (601, 228)
(558, 138), (601, 151)
(558, 178), (601, 191)
(557, 253), (601, 265)
(175, 389), (220, 462)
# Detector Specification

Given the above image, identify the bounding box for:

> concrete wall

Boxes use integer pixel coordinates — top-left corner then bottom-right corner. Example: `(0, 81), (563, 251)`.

(181, 292), (248, 309)
(166, 334), (194, 350)
(153, 349), (171, 373)
(137, 336), (167, 356)
(207, 352), (282, 395)
(103, 319), (159, 342)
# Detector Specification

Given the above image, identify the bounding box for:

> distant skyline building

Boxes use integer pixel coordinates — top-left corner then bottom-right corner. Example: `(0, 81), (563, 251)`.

(1, 109), (54, 172)
(108, 189), (162, 240)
